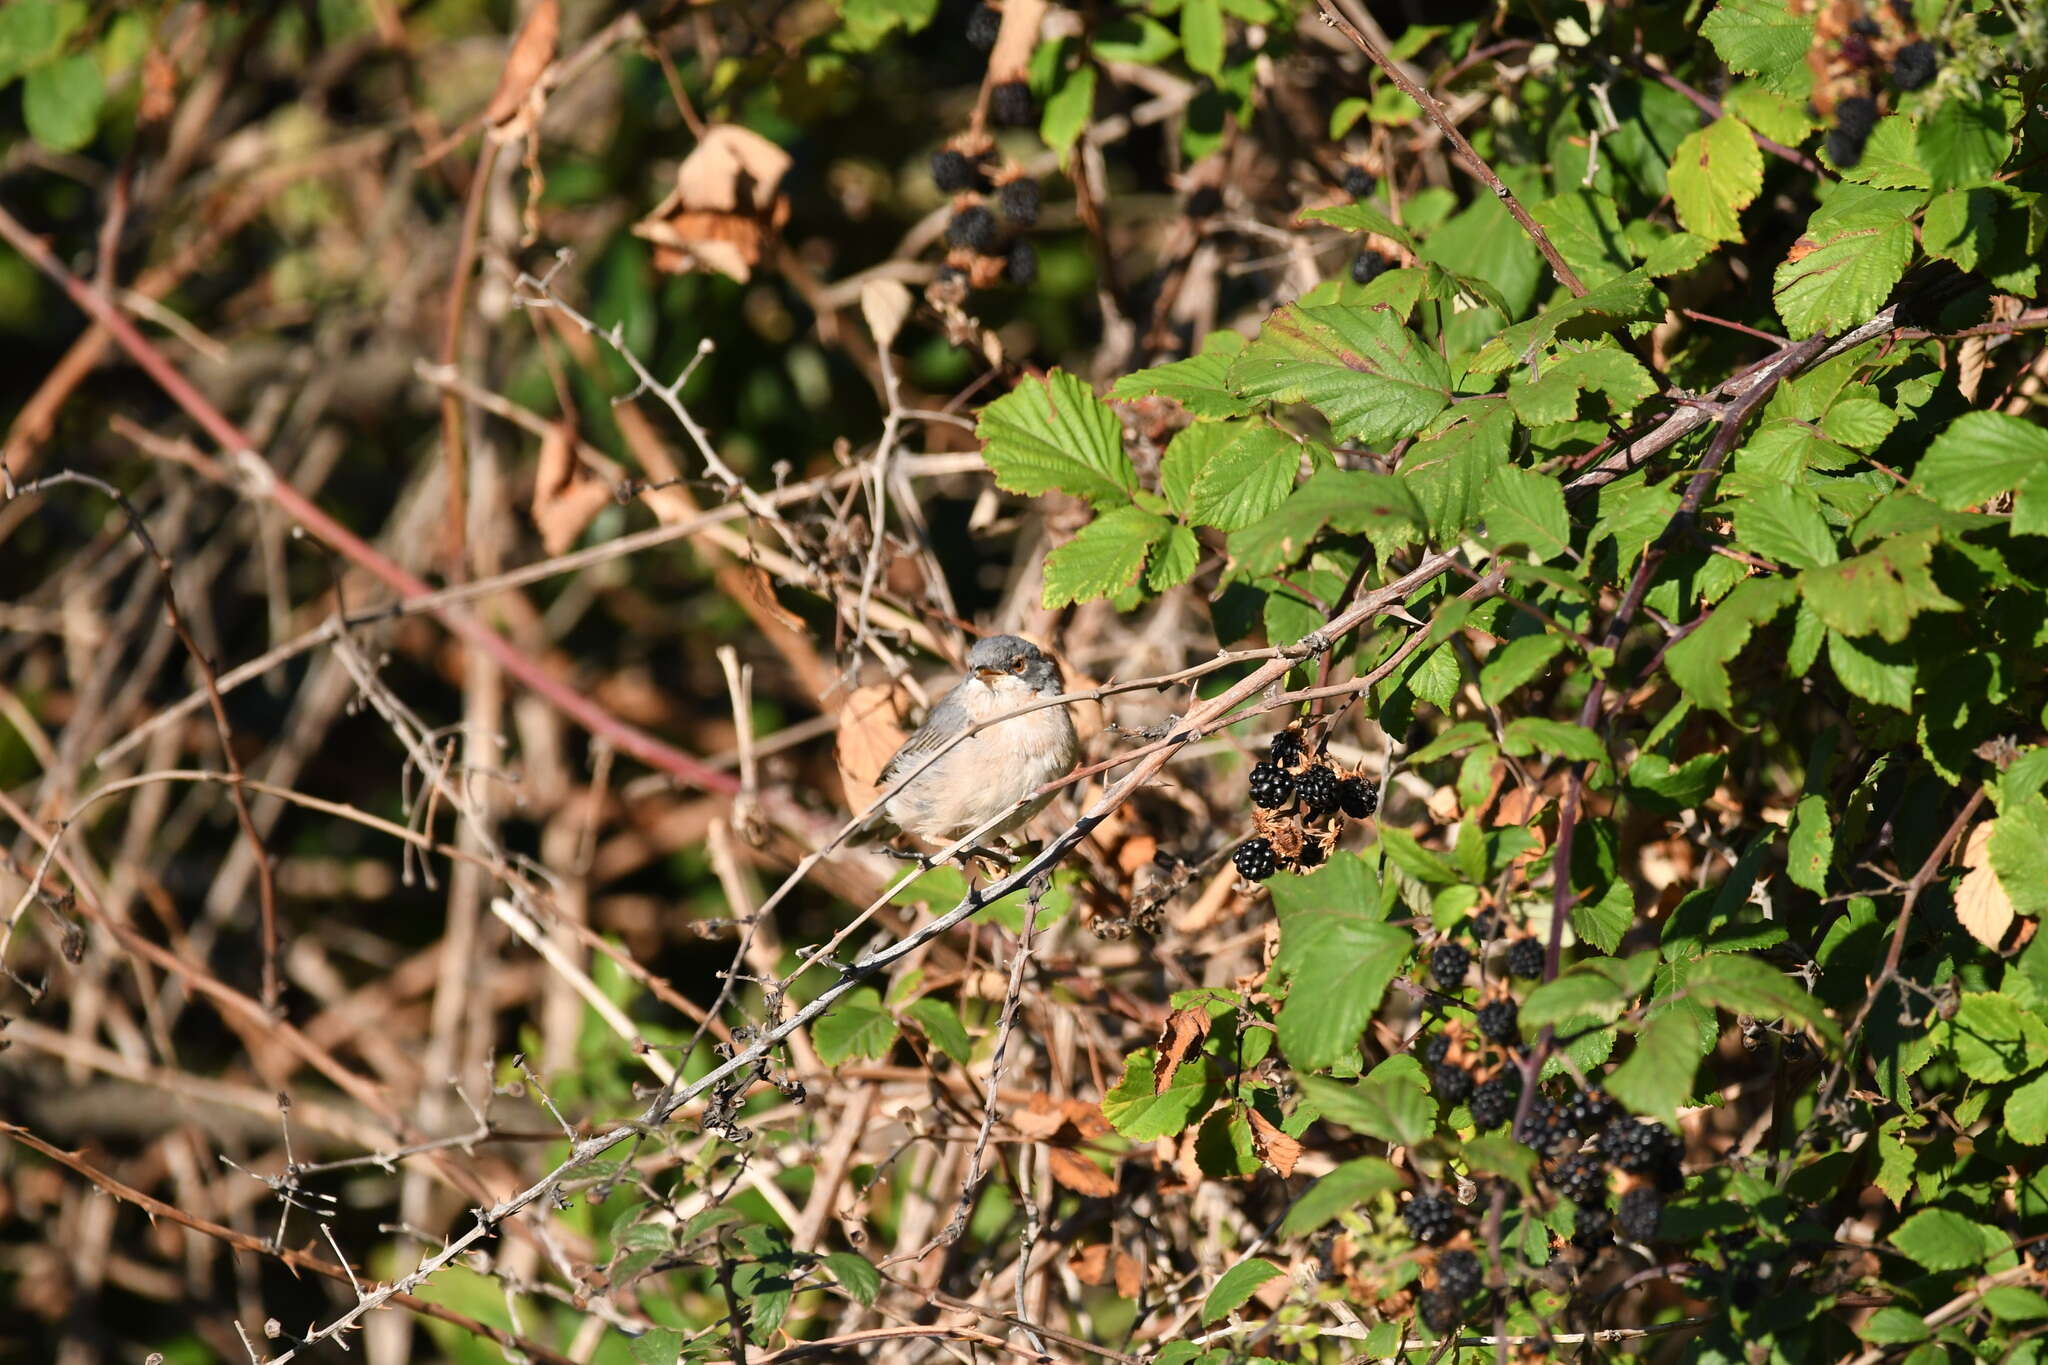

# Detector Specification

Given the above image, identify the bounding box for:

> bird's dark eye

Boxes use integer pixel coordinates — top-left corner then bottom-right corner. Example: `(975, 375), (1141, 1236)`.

(1010, 658), (1027, 672)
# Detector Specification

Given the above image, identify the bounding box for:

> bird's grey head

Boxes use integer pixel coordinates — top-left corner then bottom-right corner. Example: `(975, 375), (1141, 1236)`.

(966, 634), (1062, 695)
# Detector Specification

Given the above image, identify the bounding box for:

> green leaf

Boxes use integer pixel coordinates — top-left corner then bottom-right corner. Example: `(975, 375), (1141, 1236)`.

(1227, 302), (1452, 447)
(1837, 116), (1929, 189)
(1724, 83), (1816, 144)
(1605, 1009), (1710, 1119)
(1921, 188), (1998, 273)
(1917, 97), (2009, 192)
(1039, 63), (1096, 166)
(1480, 634), (1568, 706)
(1772, 191), (1916, 337)
(630, 1328), (687, 1364)
(1093, 15), (1178, 63)
(1951, 992), (2048, 1084)
(1858, 1308), (1932, 1345)
(1889, 1207), (2010, 1272)
(1272, 902), (1412, 1070)
(1202, 1258), (1283, 1324)
(838, 0), (942, 47)
(1731, 484), (1837, 569)
(1508, 343), (1655, 426)
(1827, 630), (1914, 709)
(813, 987), (898, 1064)
(1984, 1287), (2048, 1323)
(1991, 798), (2048, 915)
(1522, 966), (1631, 1029)
(904, 998), (971, 1064)
(1786, 794), (1833, 894)
(1669, 116), (1764, 243)
(1914, 411), (2048, 534)
(1181, 0), (1224, 77)
(1820, 398), (1898, 449)
(1297, 1057), (1435, 1147)
(2008, 1070), (2048, 1145)
(821, 1252), (881, 1305)
(1797, 529), (1959, 644)
(1225, 466), (1422, 577)
(22, 51), (101, 152)
(1470, 270), (1660, 373)
(1688, 952), (1839, 1045)
(1501, 717), (1605, 763)
(1187, 422), (1302, 531)
(1400, 402), (1513, 542)
(978, 370), (1134, 508)
(1700, 0), (1815, 98)
(1147, 524), (1200, 591)
(1300, 201), (1420, 256)
(1041, 507), (1170, 608)
(1279, 1157), (1402, 1235)
(1482, 466), (1571, 561)
(1102, 1049), (1223, 1140)
(1626, 752), (1725, 813)
(1530, 192), (1634, 287)
(0, 0), (76, 85)
(1111, 331), (1251, 419)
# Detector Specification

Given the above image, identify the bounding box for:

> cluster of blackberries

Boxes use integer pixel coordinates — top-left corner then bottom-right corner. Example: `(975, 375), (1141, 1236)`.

(1822, 9), (1945, 169)
(1827, 95), (1880, 168)
(932, 144), (1042, 291)
(1351, 249), (1390, 285)
(1233, 728), (1380, 882)
(965, 3), (1000, 50)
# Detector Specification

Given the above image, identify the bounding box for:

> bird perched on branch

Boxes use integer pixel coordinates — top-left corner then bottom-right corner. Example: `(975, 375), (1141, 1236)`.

(873, 634), (1078, 853)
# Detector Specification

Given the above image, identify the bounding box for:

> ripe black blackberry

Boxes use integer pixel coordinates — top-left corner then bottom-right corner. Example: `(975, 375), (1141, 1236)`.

(1472, 908), (1504, 942)
(1337, 777), (1378, 819)
(1552, 1151), (1608, 1206)
(1617, 1186), (1662, 1242)
(1431, 942), (1472, 990)
(997, 176), (1040, 225)
(1891, 40), (1938, 90)
(990, 80), (1035, 127)
(1828, 96), (1879, 167)
(1234, 838), (1279, 882)
(1269, 729), (1306, 767)
(1351, 249), (1389, 285)
(1469, 1077), (1517, 1131)
(1561, 1087), (1617, 1134)
(1515, 1095), (1575, 1155)
(1005, 240), (1037, 287)
(1423, 1033), (1452, 1067)
(1600, 1118), (1681, 1177)
(1476, 998), (1519, 1045)
(1248, 762), (1295, 809)
(946, 205), (999, 252)
(1403, 1190), (1462, 1246)
(1505, 936), (1544, 979)
(1296, 836), (1328, 869)
(1418, 1289), (1459, 1333)
(965, 3), (1001, 50)
(1296, 765), (1339, 812)
(1433, 1062), (1473, 1105)
(931, 148), (979, 193)
(1436, 1248), (1482, 1301)
(1570, 1211), (1615, 1255)
(1341, 165), (1377, 199)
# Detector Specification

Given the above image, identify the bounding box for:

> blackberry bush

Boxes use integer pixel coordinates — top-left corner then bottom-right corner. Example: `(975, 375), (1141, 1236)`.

(1403, 1190), (1463, 1246)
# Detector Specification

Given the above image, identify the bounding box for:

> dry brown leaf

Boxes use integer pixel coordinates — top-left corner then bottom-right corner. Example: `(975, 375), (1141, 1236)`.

(1068, 1244), (1112, 1285)
(1955, 821), (2015, 949)
(1247, 1109), (1302, 1178)
(1113, 1250), (1143, 1299)
(635, 125), (793, 283)
(1958, 334), (1987, 403)
(1046, 1146), (1118, 1198)
(483, 0), (559, 131)
(1061, 1099), (1113, 1141)
(1154, 1005), (1213, 1095)
(860, 279), (913, 351)
(740, 564), (805, 634)
(1009, 1095), (1070, 1141)
(529, 423), (611, 555)
(834, 682), (910, 816)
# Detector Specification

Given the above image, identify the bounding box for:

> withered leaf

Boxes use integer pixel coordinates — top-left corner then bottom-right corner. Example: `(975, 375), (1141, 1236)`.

(484, 0), (560, 129)
(1046, 1146), (1118, 1198)
(529, 423), (611, 555)
(1154, 1005), (1213, 1095)
(1247, 1108), (1302, 1178)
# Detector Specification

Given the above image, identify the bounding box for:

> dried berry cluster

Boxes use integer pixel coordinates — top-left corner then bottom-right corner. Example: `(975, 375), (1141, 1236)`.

(932, 142), (1041, 291)
(1232, 728), (1380, 881)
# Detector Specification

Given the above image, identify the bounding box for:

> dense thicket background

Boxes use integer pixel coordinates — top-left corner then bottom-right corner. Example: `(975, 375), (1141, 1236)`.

(3, 1), (2047, 1362)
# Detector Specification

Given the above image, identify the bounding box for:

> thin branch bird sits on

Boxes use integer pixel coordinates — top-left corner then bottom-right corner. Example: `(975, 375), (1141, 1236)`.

(868, 635), (1079, 868)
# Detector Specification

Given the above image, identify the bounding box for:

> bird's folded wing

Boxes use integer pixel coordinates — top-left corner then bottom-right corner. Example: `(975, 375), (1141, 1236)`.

(878, 685), (971, 786)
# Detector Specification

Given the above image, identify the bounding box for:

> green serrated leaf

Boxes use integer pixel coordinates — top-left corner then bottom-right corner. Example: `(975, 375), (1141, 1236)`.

(1227, 302), (1451, 446)
(1039, 63), (1096, 166)
(1991, 798), (2048, 915)
(1480, 634), (1568, 705)
(1889, 1207), (2010, 1272)
(1798, 528), (1959, 644)
(1606, 1008), (1709, 1119)
(813, 987), (898, 1065)
(1300, 201), (1420, 256)
(1112, 331), (1251, 419)
(1700, 0), (1814, 98)
(1837, 116), (1929, 189)
(1297, 1056), (1435, 1147)
(1103, 1049), (1223, 1140)
(904, 997), (972, 1063)
(1202, 1258), (1283, 1324)
(1917, 97), (2009, 192)
(822, 1251), (881, 1305)
(1921, 188), (1998, 272)
(1272, 899), (1411, 1070)
(1786, 793), (1833, 894)
(1773, 191), (1917, 337)
(22, 51), (101, 152)
(1182, 0), (1224, 76)
(1501, 717), (1605, 762)
(1731, 483), (1837, 569)
(1951, 992), (2048, 1083)
(1187, 422), (1302, 531)
(1482, 466), (1572, 561)
(1914, 411), (2048, 533)
(978, 369), (1134, 508)
(1670, 116), (1764, 243)
(1280, 1157), (1402, 1235)
(1042, 506), (1170, 608)
(1401, 401), (1513, 541)
(1471, 270), (1660, 373)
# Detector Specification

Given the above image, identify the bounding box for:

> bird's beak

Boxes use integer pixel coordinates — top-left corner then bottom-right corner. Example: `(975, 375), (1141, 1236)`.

(975, 668), (1004, 683)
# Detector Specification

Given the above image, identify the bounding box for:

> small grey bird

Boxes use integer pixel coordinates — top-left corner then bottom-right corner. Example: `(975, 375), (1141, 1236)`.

(876, 635), (1079, 847)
